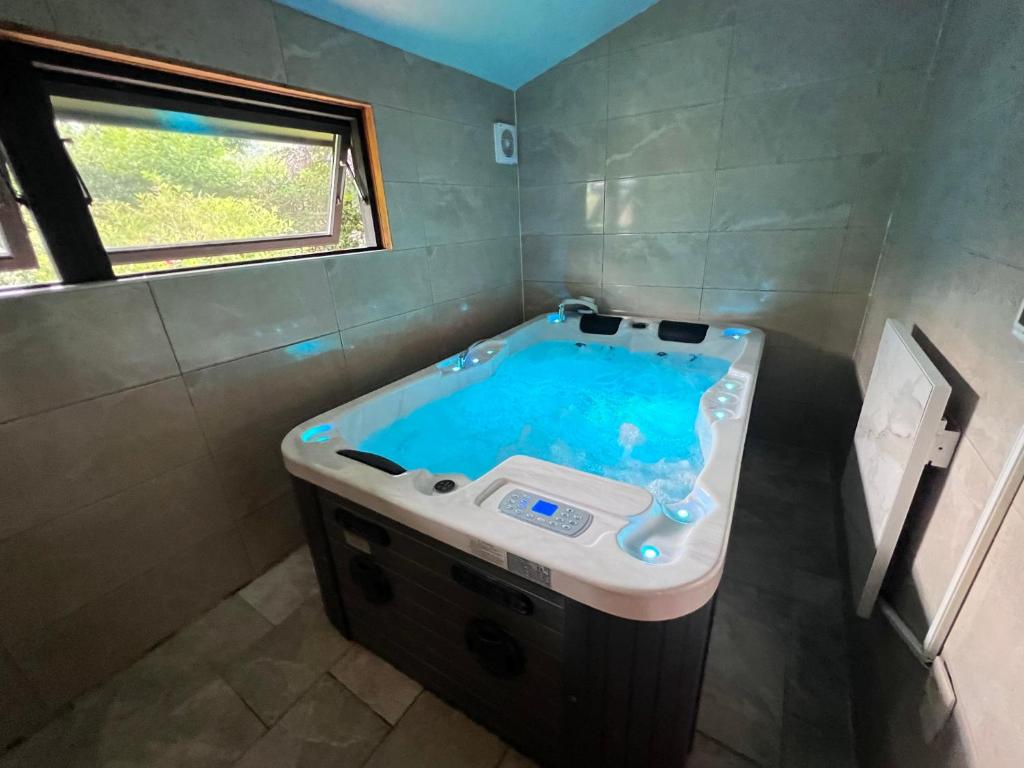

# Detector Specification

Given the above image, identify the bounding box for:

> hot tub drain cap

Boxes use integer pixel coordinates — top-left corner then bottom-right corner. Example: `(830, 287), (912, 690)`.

(434, 479), (457, 493)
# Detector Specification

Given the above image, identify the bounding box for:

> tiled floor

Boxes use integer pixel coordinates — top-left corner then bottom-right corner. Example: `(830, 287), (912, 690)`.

(0, 439), (854, 768)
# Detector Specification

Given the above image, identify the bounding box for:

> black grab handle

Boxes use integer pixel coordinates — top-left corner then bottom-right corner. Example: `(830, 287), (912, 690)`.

(465, 618), (525, 678)
(337, 449), (406, 475)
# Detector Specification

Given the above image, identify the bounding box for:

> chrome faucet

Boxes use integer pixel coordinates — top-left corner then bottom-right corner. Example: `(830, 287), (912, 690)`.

(456, 338), (490, 369)
(556, 296), (599, 322)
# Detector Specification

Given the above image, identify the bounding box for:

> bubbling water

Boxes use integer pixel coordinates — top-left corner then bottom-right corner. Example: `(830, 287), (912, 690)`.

(359, 341), (729, 512)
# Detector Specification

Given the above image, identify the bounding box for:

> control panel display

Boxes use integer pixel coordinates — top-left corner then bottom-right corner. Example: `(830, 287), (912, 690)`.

(532, 499), (557, 516)
(498, 490), (593, 537)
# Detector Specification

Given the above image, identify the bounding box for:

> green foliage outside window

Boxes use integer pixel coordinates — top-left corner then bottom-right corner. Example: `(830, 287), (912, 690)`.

(1, 121), (367, 288)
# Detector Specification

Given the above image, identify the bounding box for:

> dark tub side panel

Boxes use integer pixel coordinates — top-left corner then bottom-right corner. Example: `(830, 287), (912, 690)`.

(292, 478), (715, 768)
(563, 596), (715, 767)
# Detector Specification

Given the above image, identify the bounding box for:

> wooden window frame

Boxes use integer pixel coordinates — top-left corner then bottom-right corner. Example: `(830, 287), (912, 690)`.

(0, 25), (392, 288)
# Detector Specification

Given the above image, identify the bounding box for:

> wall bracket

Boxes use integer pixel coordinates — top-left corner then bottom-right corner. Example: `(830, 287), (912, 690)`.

(927, 418), (960, 469)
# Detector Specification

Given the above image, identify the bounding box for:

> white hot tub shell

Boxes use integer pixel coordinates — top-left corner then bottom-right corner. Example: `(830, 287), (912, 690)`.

(284, 312), (763, 621)
(282, 312), (763, 767)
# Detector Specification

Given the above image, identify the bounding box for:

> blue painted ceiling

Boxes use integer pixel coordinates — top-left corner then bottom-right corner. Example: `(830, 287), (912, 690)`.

(276, 0), (659, 89)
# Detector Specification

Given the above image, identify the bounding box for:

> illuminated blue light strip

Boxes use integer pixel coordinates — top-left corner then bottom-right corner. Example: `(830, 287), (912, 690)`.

(301, 424), (333, 443)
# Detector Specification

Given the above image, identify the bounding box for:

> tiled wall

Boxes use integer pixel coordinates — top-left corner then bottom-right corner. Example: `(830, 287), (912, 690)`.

(850, 0), (1024, 764)
(515, 0), (944, 452)
(0, 0), (521, 746)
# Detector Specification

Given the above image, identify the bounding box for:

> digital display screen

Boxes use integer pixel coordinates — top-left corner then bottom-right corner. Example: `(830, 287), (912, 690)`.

(532, 499), (558, 516)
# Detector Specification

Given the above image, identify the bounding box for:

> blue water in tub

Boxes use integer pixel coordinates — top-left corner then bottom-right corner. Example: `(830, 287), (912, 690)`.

(359, 341), (730, 509)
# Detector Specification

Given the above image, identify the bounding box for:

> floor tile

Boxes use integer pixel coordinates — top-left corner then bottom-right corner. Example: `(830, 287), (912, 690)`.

(363, 692), (505, 768)
(238, 548), (320, 625)
(107, 677), (265, 768)
(235, 676), (388, 768)
(162, 596), (273, 668)
(497, 748), (538, 768)
(689, 733), (761, 768)
(781, 713), (856, 768)
(784, 620), (852, 732)
(222, 598), (349, 725)
(330, 644), (422, 725)
(698, 589), (788, 767)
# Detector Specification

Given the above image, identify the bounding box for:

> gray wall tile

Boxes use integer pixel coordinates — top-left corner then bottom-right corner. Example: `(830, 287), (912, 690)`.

(522, 235), (603, 283)
(382, 182), (428, 249)
(924, 0), (1024, 132)
(705, 230), (844, 290)
(427, 238), (521, 304)
(413, 115), (516, 187)
(607, 0), (736, 52)
(372, 107), (420, 182)
(518, 122), (607, 187)
(728, 0), (944, 97)
(48, 0), (286, 81)
(523, 280), (602, 319)
(403, 55), (514, 127)
(603, 233), (707, 287)
(0, 284), (178, 423)
(238, 492), (305, 575)
(434, 283), (523, 356)
(602, 284), (702, 319)
(10, 529), (252, 707)
(520, 182), (606, 235)
(0, 648), (49, 748)
(183, 334), (348, 454)
(0, 0), (56, 28)
(328, 249), (433, 329)
(422, 185), (519, 244)
(516, 57), (609, 128)
(0, 378), (207, 543)
(712, 157), (862, 231)
(605, 173), (716, 233)
(719, 71), (924, 168)
(606, 104), (722, 178)
(213, 417), (296, 517)
(835, 227), (884, 293)
(608, 28), (731, 118)
(275, 4), (409, 109)
(340, 307), (441, 396)
(0, 460), (232, 647)
(150, 259), (337, 371)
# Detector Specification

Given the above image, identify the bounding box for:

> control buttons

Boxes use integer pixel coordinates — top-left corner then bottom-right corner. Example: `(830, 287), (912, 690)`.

(497, 490), (593, 537)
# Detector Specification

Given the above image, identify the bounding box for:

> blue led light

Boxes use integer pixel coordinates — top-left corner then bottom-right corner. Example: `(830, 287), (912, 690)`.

(287, 339), (326, 360)
(712, 410), (728, 420)
(723, 327), (751, 338)
(301, 424), (332, 443)
(640, 545), (660, 561)
(724, 381), (737, 391)
(547, 313), (564, 324)
(716, 395), (729, 403)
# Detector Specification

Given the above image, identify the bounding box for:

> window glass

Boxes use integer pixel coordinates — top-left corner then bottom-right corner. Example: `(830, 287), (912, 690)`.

(52, 97), (370, 273)
(0, 146), (60, 289)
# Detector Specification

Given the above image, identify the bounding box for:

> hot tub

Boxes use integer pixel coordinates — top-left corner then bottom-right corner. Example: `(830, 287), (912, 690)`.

(283, 311), (763, 767)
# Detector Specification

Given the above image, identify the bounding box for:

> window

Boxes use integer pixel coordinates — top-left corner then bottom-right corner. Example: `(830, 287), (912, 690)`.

(0, 34), (387, 290)
(0, 143), (60, 289)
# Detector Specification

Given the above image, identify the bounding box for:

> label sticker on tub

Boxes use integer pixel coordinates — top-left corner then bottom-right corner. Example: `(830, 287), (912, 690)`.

(507, 553), (552, 587)
(469, 538), (507, 568)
